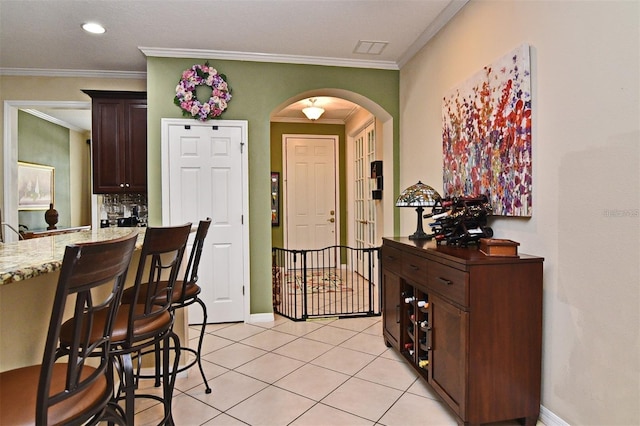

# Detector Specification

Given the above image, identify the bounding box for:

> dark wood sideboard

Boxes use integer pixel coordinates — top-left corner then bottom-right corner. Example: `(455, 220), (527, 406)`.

(381, 237), (544, 426)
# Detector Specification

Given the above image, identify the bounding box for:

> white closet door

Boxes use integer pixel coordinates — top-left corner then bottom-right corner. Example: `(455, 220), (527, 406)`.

(163, 120), (248, 324)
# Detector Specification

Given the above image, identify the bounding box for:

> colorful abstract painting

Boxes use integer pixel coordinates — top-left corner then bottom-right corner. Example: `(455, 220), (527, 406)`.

(442, 44), (532, 216)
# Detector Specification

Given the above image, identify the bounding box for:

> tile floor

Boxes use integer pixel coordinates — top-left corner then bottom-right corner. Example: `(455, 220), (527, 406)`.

(133, 315), (544, 426)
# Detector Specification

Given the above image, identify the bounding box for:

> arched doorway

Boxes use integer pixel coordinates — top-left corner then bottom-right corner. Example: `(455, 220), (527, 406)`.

(270, 89), (395, 249)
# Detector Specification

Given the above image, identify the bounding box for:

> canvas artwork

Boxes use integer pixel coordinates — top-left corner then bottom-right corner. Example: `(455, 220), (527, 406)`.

(442, 44), (532, 216)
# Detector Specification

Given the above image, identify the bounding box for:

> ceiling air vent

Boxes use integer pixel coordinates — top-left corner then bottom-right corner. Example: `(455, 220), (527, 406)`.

(354, 40), (388, 55)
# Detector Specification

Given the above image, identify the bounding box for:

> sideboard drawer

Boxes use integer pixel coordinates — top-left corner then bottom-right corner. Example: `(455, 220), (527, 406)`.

(426, 261), (468, 307)
(381, 245), (403, 275)
(403, 252), (429, 285)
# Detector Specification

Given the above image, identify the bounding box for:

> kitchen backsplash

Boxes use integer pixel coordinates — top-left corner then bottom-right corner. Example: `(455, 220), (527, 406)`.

(99, 193), (148, 227)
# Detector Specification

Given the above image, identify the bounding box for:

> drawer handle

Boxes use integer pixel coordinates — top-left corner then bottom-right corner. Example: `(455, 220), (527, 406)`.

(409, 264), (419, 271)
(438, 277), (453, 285)
(386, 255), (396, 261)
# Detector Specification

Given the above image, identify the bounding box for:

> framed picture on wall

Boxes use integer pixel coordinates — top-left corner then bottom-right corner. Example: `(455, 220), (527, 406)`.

(18, 162), (54, 210)
(271, 172), (280, 226)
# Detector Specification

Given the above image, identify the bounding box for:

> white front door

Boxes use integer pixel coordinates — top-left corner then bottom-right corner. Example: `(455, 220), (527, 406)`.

(284, 135), (338, 251)
(162, 119), (248, 324)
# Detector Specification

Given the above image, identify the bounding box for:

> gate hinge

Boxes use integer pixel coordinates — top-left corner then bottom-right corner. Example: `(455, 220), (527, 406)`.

(240, 142), (245, 153)
(241, 215), (244, 225)
(242, 285), (245, 295)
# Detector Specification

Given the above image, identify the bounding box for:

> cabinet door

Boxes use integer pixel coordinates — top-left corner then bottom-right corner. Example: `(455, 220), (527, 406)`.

(125, 100), (147, 193)
(381, 268), (401, 349)
(430, 294), (468, 419)
(92, 99), (126, 193)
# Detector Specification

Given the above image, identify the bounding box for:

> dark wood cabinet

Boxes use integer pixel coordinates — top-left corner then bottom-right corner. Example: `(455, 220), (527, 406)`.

(381, 237), (543, 426)
(83, 90), (147, 194)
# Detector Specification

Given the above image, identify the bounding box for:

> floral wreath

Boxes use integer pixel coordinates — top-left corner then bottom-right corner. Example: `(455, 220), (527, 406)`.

(174, 63), (232, 121)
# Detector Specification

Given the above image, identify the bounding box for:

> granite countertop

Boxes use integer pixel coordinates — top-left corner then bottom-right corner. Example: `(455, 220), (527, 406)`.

(0, 227), (145, 285)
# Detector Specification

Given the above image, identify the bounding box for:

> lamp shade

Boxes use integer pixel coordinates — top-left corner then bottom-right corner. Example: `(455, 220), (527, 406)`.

(395, 181), (441, 207)
(302, 99), (325, 120)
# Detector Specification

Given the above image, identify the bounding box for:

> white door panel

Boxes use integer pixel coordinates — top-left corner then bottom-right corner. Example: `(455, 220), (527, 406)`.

(285, 135), (338, 251)
(163, 120), (248, 324)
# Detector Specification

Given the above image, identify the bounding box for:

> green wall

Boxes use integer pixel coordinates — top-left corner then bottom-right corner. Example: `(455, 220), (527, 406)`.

(17, 111), (70, 230)
(146, 57), (399, 315)
(270, 122), (347, 248)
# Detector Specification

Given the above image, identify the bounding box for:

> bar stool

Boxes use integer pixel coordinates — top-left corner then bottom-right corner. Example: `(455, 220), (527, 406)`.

(111, 223), (191, 425)
(121, 218), (212, 393)
(0, 231), (138, 425)
(60, 223), (191, 425)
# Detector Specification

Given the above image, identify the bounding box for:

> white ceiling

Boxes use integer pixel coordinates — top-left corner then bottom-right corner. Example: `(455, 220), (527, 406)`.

(1, 0), (468, 130)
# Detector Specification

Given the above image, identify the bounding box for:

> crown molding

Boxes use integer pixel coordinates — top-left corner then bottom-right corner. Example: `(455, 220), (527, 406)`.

(397, 0), (469, 68)
(139, 47), (399, 71)
(0, 68), (145, 79)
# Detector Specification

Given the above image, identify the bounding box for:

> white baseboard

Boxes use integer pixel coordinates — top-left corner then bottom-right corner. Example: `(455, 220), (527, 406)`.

(248, 312), (275, 323)
(540, 405), (570, 426)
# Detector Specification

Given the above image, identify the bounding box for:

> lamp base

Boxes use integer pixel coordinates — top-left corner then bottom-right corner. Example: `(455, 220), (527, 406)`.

(408, 206), (432, 240)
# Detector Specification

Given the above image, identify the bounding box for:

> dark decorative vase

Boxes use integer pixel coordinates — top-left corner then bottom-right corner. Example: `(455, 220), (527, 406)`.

(45, 203), (59, 230)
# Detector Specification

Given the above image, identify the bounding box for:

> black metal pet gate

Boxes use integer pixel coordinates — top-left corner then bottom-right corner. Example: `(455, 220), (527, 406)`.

(272, 245), (380, 321)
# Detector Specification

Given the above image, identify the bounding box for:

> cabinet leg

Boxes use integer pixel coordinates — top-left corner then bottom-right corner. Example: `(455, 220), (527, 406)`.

(519, 415), (539, 426)
(384, 339), (392, 348)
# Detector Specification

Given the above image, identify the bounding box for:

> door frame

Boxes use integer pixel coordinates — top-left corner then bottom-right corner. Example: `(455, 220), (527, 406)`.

(282, 134), (340, 251)
(160, 118), (251, 323)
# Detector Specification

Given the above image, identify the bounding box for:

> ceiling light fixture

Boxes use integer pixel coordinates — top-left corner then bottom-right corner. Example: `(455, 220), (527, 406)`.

(82, 22), (106, 34)
(302, 98), (325, 121)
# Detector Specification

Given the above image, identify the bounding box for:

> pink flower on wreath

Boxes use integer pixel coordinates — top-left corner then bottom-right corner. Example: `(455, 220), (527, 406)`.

(174, 63), (232, 121)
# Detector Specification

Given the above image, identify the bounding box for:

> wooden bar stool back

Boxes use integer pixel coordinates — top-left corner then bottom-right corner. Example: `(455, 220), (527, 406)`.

(0, 231), (138, 425)
(109, 223), (191, 425)
(121, 218), (212, 393)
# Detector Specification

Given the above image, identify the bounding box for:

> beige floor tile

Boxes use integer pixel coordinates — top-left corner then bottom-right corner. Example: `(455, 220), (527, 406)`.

(405, 376), (440, 400)
(170, 392), (221, 425)
(310, 346), (376, 375)
(133, 402), (167, 426)
(361, 321), (383, 337)
(274, 363), (350, 401)
(355, 356), (419, 391)
(247, 315), (292, 330)
(226, 386), (316, 426)
(202, 412), (251, 425)
(304, 325), (358, 346)
(378, 346), (407, 362)
(289, 402), (375, 426)
(329, 316), (381, 332)
(239, 329), (298, 351)
(211, 323), (267, 341)
(203, 322), (240, 334)
(188, 370), (268, 412)
(174, 358), (229, 392)
(339, 331), (390, 356)
(191, 332), (235, 356)
(272, 337), (334, 362)
(321, 377), (403, 422)
(202, 342), (267, 369)
(377, 392), (458, 426)
(235, 352), (305, 383)
(271, 319), (325, 336)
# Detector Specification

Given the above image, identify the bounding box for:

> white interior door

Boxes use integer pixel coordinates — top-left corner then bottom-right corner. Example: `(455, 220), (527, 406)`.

(284, 135), (338, 251)
(162, 119), (248, 324)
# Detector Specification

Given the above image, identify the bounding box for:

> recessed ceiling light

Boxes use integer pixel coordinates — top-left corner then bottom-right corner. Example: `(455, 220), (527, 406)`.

(82, 22), (106, 34)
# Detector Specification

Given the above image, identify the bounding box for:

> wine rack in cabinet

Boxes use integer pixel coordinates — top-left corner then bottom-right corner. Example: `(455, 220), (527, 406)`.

(381, 237), (544, 426)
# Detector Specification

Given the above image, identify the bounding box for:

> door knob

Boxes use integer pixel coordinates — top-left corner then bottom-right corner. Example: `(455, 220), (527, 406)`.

(328, 218), (335, 223)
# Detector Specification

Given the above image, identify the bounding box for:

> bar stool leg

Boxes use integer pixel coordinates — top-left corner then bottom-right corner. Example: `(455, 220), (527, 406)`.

(193, 298), (212, 394)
